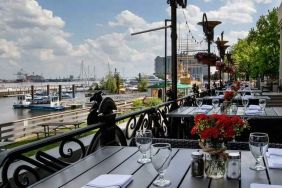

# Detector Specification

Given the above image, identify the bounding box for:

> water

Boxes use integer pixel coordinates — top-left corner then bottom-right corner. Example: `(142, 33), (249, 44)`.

(0, 92), (87, 124)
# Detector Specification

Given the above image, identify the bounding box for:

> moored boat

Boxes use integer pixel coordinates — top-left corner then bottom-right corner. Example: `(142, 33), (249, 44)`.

(29, 96), (64, 111)
(13, 94), (32, 109)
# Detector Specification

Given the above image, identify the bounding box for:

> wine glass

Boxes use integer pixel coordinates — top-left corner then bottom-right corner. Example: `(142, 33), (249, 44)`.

(215, 90), (219, 96)
(196, 98), (203, 109)
(135, 130), (152, 164)
(249, 132), (269, 171)
(212, 99), (219, 109)
(259, 99), (266, 111)
(151, 143), (172, 187)
(242, 97), (249, 111)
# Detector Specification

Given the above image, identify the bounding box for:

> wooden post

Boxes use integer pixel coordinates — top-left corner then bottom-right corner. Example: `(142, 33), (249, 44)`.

(58, 85), (62, 101)
(47, 85), (50, 96)
(31, 85), (34, 100)
(72, 85), (75, 98)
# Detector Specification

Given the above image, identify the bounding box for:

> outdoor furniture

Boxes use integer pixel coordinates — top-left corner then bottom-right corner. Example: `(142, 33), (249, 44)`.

(203, 95), (270, 105)
(29, 146), (282, 188)
(35, 121), (84, 139)
(215, 89), (263, 95)
(167, 106), (282, 139)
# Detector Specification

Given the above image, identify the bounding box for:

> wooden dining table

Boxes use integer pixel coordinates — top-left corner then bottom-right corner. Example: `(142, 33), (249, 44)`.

(29, 146), (282, 188)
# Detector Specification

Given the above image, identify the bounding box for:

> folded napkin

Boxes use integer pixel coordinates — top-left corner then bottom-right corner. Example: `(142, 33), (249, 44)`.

(266, 148), (282, 169)
(245, 109), (261, 115)
(201, 105), (213, 110)
(251, 183), (282, 188)
(82, 174), (133, 188)
(193, 109), (208, 114)
(266, 148), (282, 157)
(243, 95), (252, 99)
(248, 105), (261, 110)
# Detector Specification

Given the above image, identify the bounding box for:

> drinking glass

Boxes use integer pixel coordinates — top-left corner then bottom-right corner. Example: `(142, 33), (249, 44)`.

(196, 98), (203, 109)
(151, 143), (172, 187)
(242, 97), (249, 111)
(249, 132), (269, 171)
(215, 90), (219, 96)
(212, 99), (219, 109)
(259, 99), (266, 111)
(135, 130), (152, 164)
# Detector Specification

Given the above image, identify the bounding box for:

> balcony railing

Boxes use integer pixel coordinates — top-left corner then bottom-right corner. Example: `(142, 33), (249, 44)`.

(0, 95), (193, 188)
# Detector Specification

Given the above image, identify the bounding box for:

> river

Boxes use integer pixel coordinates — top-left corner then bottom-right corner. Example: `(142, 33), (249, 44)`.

(0, 92), (87, 124)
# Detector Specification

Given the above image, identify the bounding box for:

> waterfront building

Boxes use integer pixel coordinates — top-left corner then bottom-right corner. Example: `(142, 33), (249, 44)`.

(154, 55), (208, 82)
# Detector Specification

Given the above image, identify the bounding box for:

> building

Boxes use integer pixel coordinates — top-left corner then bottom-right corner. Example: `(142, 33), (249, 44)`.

(279, 2), (282, 83)
(154, 56), (172, 77)
(154, 55), (208, 82)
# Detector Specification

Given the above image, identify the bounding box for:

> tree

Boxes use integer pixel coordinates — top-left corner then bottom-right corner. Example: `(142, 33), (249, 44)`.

(114, 69), (122, 94)
(136, 73), (149, 92)
(231, 8), (280, 80)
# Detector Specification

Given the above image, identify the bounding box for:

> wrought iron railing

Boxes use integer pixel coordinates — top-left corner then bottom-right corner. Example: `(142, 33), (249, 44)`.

(0, 95), (194, 188)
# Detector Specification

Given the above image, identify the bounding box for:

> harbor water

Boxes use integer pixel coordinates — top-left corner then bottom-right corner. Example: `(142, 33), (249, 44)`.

(0, 92), (87, 124)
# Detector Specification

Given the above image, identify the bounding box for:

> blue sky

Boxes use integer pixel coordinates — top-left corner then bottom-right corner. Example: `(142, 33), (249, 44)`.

(0, 0), (281, 79)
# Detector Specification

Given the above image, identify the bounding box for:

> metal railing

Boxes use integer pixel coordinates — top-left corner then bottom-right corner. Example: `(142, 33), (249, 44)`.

(0, 95), (193, 188)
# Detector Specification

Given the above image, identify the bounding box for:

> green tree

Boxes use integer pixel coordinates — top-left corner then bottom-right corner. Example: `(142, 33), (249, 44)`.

(101, 73), (116, 93)
(114, 69), (122, 94)
(136, 73), (149, 92)
(231, 8), (280, 80)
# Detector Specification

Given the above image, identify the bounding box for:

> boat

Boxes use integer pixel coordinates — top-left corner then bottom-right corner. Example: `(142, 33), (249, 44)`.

(29, 96), (64, 111)
(13, 94), (32, 109)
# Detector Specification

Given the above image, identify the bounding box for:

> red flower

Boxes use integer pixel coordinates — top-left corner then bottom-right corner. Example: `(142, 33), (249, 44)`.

(190, 114), (248, 141)
(224, 91), (234, 101)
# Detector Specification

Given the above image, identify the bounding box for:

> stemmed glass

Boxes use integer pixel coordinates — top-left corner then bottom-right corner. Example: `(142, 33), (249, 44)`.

(151, 143), (172, 187)
(212, 99), (219, 109)
(135, 130), (152, 164)
(259, 99), (266, 111)
(242, 97), (249, 111)
(249, 132), (269, 171)
(215, 90), (219, 96)
(196, 98), (203, 109)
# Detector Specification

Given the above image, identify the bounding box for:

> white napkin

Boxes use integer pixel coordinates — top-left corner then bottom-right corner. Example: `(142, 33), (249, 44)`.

(250, 183), (282, 188)
(245, 109), (261, 115)
(248, 105), (261, 110)
(243, 95), (252, 99)
(266, 148), (282, 169)
(193, 109), (208, 114)
(213, 95), (224, 99)
(267, 148), (282, 157)
(201, 105), (213, 110)
(82, 174), (133, 188)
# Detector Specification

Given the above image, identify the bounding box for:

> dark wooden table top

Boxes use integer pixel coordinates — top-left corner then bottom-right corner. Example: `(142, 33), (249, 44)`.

(30, 146), (282, 188)
(167, 107), (282, 118)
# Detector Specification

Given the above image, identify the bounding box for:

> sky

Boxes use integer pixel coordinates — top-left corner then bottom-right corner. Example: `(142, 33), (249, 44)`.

(0, 0), (281, 80)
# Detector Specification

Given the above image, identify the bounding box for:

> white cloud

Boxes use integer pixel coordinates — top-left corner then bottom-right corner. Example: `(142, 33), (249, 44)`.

(225, 30), (249, 44)
(0, 39), (20, 59)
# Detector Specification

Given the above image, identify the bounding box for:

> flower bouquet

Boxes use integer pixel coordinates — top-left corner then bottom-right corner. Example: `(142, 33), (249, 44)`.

(191, 114), (248, 179)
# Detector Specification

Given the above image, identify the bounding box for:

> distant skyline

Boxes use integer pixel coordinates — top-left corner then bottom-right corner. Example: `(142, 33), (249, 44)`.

(0, 0), (280, 79)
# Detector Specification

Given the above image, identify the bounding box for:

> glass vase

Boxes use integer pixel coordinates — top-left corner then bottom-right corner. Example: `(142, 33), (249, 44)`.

(204, 143), (227, 179)
(220, 101), (231, 114)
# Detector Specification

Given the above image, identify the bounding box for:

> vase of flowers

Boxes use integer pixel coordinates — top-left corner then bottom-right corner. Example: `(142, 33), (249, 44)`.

(221, 91), (235, 114)
(191, 114), (248, 179)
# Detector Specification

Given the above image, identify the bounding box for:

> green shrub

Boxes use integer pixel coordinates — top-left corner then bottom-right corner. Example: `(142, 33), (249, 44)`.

(132, 97), (162, 108)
